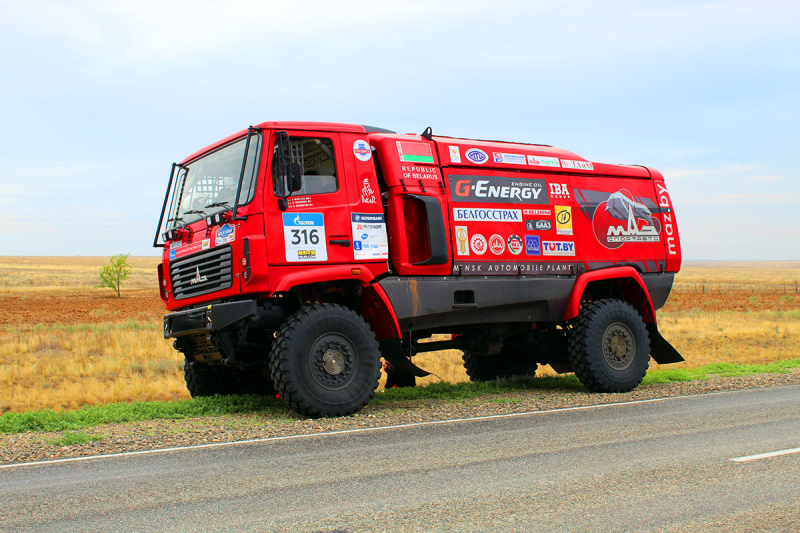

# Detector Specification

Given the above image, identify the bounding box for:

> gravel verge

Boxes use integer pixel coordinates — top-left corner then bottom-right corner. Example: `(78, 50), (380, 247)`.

(2, 372), (800, 466)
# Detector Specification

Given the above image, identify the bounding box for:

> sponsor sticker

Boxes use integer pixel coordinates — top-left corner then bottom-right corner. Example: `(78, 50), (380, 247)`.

(527, 155), (561, 167)
(453, 207), (522, 222)
(215, 224), (236, 244)
(492, 152), (527, 165)
(353, 139), (371, 162)
(507, 234), (524, 255)
(360, 177), (377, 204)
(449, 146), (461, 163)
(397, 141), (434, 163)
(560, 159), (594, 171)
(169, 240), (182, 250)
(489, 234), (505, 255)
(548, 183), (570, 199)
(542, 241), (575, 256)
(523, 208), (551, 216)
(450, 175), (548, 205)
(283, 213), (327, 262)
(201, 238), (210, 250)
(526, 219), (552, 231)
(555, 206), (573, 236)
(169, 249), (176, 260)
(455, 226), (469, 256)
(351, 213), (388, 260)
(470, 234), (487, 255)
(590, 189), (661, 249)
(465, 148), (488, 164)
(525, 235), (541, 256)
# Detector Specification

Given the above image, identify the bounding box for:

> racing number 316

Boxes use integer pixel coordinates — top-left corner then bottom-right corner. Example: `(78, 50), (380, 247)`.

(291, 229), (320, 245)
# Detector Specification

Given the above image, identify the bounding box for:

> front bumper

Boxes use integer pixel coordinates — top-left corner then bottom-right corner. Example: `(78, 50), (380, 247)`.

(163, 300), (258, 339)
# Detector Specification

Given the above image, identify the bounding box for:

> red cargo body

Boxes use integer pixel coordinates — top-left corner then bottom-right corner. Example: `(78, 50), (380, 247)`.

(155, 122), (683, 418)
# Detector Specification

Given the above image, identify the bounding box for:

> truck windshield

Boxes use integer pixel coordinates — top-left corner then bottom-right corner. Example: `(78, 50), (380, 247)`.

(166, 134), (261, 229)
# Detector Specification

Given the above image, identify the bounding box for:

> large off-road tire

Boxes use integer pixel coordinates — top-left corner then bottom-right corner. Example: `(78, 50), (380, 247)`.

(184, 361), (225, 397)
(567, 299), (650, 393)
(184, 362), (275, 398)
(269, 304), (381, 417)
(461, 348), (538, 382)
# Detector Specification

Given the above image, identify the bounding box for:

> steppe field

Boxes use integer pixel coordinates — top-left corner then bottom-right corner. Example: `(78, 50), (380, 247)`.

(1, 257), (798, 413)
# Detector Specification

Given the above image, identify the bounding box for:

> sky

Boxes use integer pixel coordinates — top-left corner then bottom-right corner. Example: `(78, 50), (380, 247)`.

(0, 0), (798, 260)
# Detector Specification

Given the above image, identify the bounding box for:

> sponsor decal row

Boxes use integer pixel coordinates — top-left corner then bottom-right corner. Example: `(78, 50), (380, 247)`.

(455, 225), (575, 258)
(450, 176), (572, 205)
(169, 224), (236, 260)
(448, 146), (593, 170)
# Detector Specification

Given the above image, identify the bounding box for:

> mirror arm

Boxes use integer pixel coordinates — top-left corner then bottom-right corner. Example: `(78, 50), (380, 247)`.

(153, 163), (178, 248)
(231, 126), (259, 221)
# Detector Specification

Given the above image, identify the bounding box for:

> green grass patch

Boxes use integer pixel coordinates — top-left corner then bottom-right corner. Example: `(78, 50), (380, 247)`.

(46, 430), (105, 446)
(1, 360), (798, 435)
(644, 359), (800, 384)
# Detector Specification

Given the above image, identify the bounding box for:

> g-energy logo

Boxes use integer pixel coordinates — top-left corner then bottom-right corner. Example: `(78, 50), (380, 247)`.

(449, 175), (549, 205)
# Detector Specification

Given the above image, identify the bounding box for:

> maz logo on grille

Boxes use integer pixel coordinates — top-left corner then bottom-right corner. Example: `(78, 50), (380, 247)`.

(189, 267), (208, 285)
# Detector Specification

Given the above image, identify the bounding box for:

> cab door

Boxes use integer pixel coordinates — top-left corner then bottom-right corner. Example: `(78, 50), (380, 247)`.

(264, 131), (353, 265)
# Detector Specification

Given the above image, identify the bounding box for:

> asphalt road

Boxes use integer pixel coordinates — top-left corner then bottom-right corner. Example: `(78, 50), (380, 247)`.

(1, 386), (799, 533)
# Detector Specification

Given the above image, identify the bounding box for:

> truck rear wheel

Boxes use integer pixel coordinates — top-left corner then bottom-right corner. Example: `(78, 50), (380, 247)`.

(269, 303), (381, 417)
(567, 299), (650, 393)
(462, 348), (538, 382)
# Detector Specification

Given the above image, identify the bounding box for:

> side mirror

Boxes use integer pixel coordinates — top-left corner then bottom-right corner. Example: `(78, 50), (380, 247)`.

(288, 162), (302, 192)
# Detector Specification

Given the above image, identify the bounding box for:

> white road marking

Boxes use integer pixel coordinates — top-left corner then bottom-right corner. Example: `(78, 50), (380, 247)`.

(731, 447), (800, 462)
(0, 396), (676, 470)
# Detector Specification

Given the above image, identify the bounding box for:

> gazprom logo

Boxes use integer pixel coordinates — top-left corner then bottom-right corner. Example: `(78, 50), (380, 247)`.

(284, 213), (323, 226)
(465, 148), (488, 164)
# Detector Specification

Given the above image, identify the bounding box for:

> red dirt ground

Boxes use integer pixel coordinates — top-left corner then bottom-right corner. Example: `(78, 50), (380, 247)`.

(1, 288), (797, 328)
(1, 289), (165, 327)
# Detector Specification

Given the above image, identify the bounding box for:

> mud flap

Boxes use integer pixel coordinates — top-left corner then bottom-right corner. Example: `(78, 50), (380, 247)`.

(646, 323), (684, 364)
(379, 338), (431, 378)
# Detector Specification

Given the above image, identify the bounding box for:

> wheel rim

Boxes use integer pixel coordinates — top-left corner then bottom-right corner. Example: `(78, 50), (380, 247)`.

(309, 333), (358, 391)
(602, 322), (636, 370)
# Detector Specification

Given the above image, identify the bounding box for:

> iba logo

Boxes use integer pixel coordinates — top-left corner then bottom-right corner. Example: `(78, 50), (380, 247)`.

(592, 189), (661, 249)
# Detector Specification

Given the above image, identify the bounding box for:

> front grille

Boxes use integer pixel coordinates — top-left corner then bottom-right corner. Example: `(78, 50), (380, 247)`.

(170, 245), (233, 300)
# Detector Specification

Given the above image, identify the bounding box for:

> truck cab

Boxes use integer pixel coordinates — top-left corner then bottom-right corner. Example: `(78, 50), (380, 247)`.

(155, 122), (683, 417)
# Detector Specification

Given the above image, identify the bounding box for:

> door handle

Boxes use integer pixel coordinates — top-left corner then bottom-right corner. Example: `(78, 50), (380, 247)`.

(329, 238), (351, 247)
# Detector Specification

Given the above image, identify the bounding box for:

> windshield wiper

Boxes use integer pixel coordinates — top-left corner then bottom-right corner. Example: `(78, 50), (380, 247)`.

(167, 217), (184, 224)
(183, 209), (207, 217)
(204, 201), (230, 209)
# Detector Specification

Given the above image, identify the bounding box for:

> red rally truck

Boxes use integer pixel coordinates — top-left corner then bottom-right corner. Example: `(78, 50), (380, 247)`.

(154, 122), (684, 417)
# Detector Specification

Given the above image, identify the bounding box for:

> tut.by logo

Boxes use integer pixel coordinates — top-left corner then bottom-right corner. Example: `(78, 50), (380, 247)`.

(465, 148), (488, 164)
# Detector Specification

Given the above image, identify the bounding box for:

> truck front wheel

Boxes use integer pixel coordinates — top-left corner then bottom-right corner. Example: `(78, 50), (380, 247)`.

(269, 304), (381, 417)
(567, 299), (650, 393)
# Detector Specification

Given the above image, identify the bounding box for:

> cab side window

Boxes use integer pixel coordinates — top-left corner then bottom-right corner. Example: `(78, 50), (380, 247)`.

(272, 137), (338, 196)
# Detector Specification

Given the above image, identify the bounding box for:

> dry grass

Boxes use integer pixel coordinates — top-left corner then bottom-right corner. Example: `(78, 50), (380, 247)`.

(1, 257), (799, 412)
(674, 261), (800, 293)
(655, 309), (800, 369)
(0, 323), (186, 413)
(0, 256), (161, 294)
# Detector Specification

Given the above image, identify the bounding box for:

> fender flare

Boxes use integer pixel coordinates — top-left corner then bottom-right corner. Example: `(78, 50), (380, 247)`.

(271, 264), (382, 293)
(562, 266), (656, 323)
(360, 283), (402, 341)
